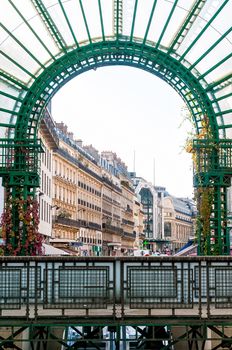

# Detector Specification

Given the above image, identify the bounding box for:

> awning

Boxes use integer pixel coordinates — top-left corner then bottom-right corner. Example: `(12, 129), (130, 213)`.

(49, 238), (76, 243)
(43, 243), (70, 256)
(107, 242), (121, 246)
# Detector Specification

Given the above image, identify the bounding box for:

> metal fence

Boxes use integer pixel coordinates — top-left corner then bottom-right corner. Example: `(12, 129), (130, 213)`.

(1, 256), (232, 320)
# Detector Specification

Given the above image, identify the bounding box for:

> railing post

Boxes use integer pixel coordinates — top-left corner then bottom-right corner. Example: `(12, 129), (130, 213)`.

(34, 260), (38, 320)
(206, 259), (210, 318)
(120, 259), (125, 319)
(199, 259), (202, 318)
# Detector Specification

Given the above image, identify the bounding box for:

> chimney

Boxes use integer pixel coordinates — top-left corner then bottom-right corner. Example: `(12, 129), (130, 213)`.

(68, 132), (74, 140)
(76, 139), (83, 147)
(56, 122), (68, 134)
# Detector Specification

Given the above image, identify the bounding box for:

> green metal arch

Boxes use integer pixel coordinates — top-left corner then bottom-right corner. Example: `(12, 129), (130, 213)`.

(0, 1), (231, 257)
(15, 39), (219, 141)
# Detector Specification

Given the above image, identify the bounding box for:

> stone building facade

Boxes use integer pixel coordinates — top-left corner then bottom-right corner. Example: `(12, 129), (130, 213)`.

(35, 114), (197, 256)
(49, 122), (140, 256)
(38, 108), (58, 240)
(51, 123), (103, 255)
(162, 195), (196, 253)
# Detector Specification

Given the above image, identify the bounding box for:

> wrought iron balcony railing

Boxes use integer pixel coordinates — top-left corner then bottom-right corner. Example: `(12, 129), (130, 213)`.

(54, 216), (80, 228)
(192, 139), (232, 174)
(102, 223), (123, 235)
(1, 256), (232, 322)
(55, 148), (102, 182)
(122, 231), (136, 239)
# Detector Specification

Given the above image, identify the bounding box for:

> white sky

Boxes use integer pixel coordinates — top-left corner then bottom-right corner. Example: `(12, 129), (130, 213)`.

(52, 66), (194, 199)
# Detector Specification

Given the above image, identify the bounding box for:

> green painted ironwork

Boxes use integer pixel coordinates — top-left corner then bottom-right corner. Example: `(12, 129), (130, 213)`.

(79, 0), (92, 45)
(1, 256), (232, 348)
(7, 0), (56, 60)
(98, 0), (105, 41)
(0, 139), (43, 255)
(0, 23), (45, 70)
(31, 0), (68, 51)
(142, 0), (158, 45)
(14, 40), (219, 137)
(155, 0), (178, 49)
(0, 322), (232, 349)
(192, 139), (232, 255)
(130, 0), (138, 41)
(0, 0), (231, 256)
(114, 0), (123, 38)
(0, 69), (29, 90)
(178, 0), (230, 63)
(168, 0), (207, 53)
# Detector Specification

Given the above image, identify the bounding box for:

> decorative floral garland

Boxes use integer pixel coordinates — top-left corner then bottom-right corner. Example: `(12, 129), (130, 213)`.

(196, 187), (214, 254)
(0, 193), (43, 256)
(185, 115), (212, 171)
(185, 115), (218, 254)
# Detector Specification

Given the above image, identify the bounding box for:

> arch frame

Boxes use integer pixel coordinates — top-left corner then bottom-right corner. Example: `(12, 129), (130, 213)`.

(0, 38), (231, 256)
(14, 39), (219, 140)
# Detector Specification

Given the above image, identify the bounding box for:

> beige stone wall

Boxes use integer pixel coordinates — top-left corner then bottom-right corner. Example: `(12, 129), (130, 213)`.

(162, 196), (194, 251)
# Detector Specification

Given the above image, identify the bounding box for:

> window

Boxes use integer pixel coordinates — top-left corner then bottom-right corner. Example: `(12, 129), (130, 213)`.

(41, 170), (44, 192)
(164, 222), (172, 237)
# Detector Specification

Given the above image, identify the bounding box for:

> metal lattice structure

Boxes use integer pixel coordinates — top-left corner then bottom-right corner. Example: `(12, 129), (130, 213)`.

(1, 256), (232, 349)
(0, 0), (232, 255)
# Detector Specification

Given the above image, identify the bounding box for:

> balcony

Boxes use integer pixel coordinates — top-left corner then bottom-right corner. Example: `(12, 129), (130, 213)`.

(122, 231), (136, 239)
(121, 180), (134, 193)
(102, 176), (122, 193)
(113, 214), (120, 220)
(88, 221), (102, 230)
(56, 131), (98, 166)
(124, 205), (133, 214)
(78, 161), (102, 182)
(103, 194), (113, 202)
(54, 216), (80, 228)
(102, 223), (123, 235)
(102, 209), (112, 217)
(55, 148), (102, 182)
(78, 219), (87, 227)
(41, 110), (59, 149)
(122, 219), (134, 226)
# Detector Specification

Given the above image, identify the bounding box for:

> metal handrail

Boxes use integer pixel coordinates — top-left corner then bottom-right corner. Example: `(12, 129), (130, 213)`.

(0, 256), (232, 321)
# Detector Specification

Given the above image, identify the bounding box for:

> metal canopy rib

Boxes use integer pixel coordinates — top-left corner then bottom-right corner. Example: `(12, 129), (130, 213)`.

(143, 0), (158, 45)
(114, 0), (123, 38)
(57, 0), (79, 49)
(31, 0), (68, 52)
(168, 0), (207, 53)
(79, 0), (92, 45)
(0, 91), (23, 102)
(7, 0), (56, 61)
(130, 0), (138, 41)
(0, 70), (29, 90)
(98, 0), (105, 41)
(0, 23), (45, 69)
(0, 0), (231, 257)
(198, 52), (232, 80)
(189, 27), (232, 70)
(206, 74), (232, 92)
(0, 50), (36, 79)
(155, 0), (179, 49)
(178, 0), (230, 62)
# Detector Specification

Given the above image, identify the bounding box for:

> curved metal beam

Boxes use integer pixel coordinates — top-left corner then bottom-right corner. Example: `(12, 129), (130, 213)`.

(14, 39), (219, 142)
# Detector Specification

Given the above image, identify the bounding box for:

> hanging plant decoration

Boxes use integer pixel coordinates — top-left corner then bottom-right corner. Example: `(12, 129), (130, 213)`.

(196, 187), (215, 254)
(0, 192), (43, 256)
(184, 114), (218, 254)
